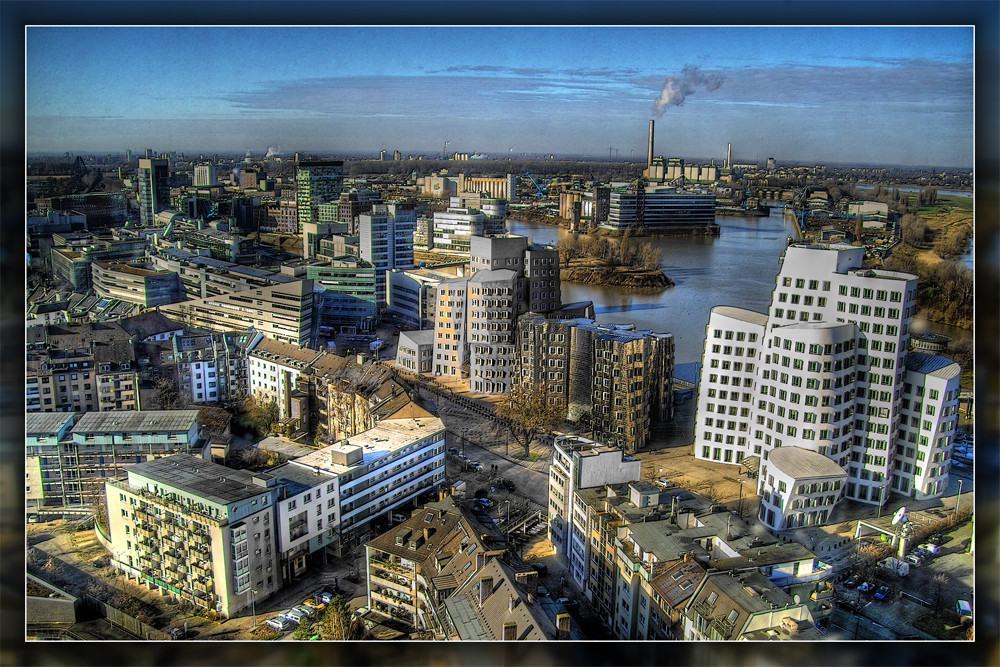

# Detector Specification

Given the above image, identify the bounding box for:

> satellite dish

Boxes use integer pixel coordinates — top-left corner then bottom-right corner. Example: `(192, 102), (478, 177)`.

(892, 506), (908, 525)
(793, 594), (801, 604)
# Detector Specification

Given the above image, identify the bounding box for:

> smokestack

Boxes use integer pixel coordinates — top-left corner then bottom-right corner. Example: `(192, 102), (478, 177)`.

(727, 143), (732, 169)
(647, 120), (655, 168)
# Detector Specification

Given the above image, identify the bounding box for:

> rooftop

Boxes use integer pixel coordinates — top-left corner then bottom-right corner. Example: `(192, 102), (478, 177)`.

(766, 446), (850, 480)
(73, 410), (200, 434)
(26, 412), (75, 437)
(268, 463), (336, 497)
(905, 352), (961, 380)
(291, 417), (445, 476)
(247, 337), (323, 367)
(712, 306), (769, 327)
(398, 329), (435, 347)
(126, 453), (273, 505)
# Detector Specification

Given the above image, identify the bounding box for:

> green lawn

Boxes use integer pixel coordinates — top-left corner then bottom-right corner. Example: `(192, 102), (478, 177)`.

(916, 193), (973, 216)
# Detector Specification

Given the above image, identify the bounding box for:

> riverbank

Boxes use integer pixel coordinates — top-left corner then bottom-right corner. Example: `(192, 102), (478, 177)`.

(561, 261), (673, 289)
(507, 211), (720, 237)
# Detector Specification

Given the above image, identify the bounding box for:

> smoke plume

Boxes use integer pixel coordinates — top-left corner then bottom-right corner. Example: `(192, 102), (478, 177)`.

(653, 65), (724, 115)
(265, 145), (281, 158)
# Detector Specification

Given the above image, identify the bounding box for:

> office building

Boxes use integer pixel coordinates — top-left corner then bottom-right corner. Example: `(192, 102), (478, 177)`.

(359, 203), (415, 305)
(160, 280), (314, 347)
(149, 247), (296, 300)
(91, 261), (183, 308)
(693, 243), (962, 532)
(296, 161), (344, 232)
(605, 187), (716, 232)
(517, 316), (673, 453)
(137, 158), (171, 226)
(105, 453), (282, 618)
(394, 330), (435, 374)
(305, 258), (379, 334)
(386, 267), (460, 329)
(193, 164), (219, 187)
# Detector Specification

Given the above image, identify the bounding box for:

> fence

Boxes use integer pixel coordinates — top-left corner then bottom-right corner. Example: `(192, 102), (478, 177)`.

(82, 594), (166, 640)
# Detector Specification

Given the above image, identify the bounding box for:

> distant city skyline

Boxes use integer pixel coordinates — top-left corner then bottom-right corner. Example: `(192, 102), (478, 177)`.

(27, 26), (974, 167)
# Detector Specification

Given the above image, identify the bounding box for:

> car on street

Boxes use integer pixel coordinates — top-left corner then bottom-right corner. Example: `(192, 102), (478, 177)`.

(469, 461), (484, 472)
(917, 542), (940, 554)
(843, 575), (859, 589)
(266, 614), (296, 631)
(858, 582), (875, 593)
(874, 585), (890, 600)
(449, 448), (459, 456)
(475, 498), (494, 509)
(498, 478), (516, 492)
(904, 554), (923, 566)
(911, 547), (932, 560)
(556, 597), (578, 609)
(531, 562), (548, 575)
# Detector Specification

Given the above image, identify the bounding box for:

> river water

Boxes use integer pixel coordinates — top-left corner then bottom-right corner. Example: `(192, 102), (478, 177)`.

(507, 212), (971, 364)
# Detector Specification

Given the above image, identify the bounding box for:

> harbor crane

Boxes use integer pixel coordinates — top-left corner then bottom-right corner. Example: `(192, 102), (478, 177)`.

(521, 172), (548, 200)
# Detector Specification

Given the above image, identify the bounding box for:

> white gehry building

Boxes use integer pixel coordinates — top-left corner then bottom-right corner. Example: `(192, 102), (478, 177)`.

(693, 243), (961, 531)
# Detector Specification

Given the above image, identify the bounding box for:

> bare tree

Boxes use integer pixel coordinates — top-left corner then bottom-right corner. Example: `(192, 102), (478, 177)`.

(494, 384), (563, 456)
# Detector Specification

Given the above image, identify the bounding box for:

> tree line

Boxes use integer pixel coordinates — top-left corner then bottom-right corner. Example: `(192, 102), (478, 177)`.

(557, 229), (663, 271)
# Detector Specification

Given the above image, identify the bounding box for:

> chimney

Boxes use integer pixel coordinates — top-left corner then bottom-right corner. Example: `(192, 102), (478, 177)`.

(514, 570), (538, 594)
(479, 577), (493, 606)
(423, 527), (431, 541)
(647, 120), (655, 168)
(727, 142), (732, 169)
(502, 621), (517, 641)
(556, 612), (571, 640)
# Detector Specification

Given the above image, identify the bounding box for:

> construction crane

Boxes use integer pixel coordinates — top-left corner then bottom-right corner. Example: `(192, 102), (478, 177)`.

(521, 172), (548, 200)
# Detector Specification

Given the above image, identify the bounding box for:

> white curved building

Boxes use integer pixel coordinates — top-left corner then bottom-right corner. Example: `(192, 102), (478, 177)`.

(694, 243), (961, 528)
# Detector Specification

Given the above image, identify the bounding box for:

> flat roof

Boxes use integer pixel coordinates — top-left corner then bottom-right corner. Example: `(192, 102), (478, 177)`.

(128, 453), (272, 505)
(291, 417), (444, 476)
(73, 410), (200, 434)
(26, 412), (75, 436)
(268, 462), (335, 496)
(766, 446), (849, 480)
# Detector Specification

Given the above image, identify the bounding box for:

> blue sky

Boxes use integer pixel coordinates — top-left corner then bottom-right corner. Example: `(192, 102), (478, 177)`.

(26, 26), (973, 166)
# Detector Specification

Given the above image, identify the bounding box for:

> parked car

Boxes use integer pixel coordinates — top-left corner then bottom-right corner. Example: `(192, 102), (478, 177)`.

(499, 478), (516, 492)
(476, 498), (495, 509)
(911, 548), (932, 559)
(928, 533), (947, 545)
(556, 597), (578, 609)
(353, 605), (370, 619)
(531, 562), (548, 575)
(285, 608), (309, 624)
(469, 461), (484, 472)
(956, 599), (973, 623)
(292, 604), (315, 619)
(874, 585), (890, 600)
(167, 627), (185, 639)
(304, 597), (327, 611)
(858, 582), (875, 593)
(449, 447), (459, 456)
(319, 592), (335, 604)
(843, 575), (859, 589)
(266, 614), (295, 631)
(917, 542), (941, 554)
(904, 554), (923, 566)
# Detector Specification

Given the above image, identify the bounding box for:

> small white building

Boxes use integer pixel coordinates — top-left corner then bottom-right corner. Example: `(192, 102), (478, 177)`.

(757, 446), (848, 531)
(395, 329), (435, 374)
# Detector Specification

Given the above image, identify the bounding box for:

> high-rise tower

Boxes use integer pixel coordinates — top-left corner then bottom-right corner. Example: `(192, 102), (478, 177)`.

(137, 158), (170, 226)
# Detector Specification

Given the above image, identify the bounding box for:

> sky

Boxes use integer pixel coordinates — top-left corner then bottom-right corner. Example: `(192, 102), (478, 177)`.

(25, 26), (974, 167)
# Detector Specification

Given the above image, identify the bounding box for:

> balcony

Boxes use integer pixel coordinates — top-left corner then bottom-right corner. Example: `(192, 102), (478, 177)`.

(370, 570), (413, 594)
(371, 588), (415, 610)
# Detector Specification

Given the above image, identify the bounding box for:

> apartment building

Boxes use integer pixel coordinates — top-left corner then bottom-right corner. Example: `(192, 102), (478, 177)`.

(296, 161), (344, 232)
(139, 330), (258, 406)
(193, 164), (218, 187)
(105, 453), (282, 618)
(364, 497), (505, 636)
(693, 243), (962, 528)
(266, 464), (339, 581)
(26, 322), (140, 414)
(91, 261), (183, 308)
(246, 336), (323, 421)
(395, 330), (435, 374)
(285, 416), (448, 554)
(546, 435), (640, 573)
(159, 279), (315, 347)
(26, 410), (202, 519)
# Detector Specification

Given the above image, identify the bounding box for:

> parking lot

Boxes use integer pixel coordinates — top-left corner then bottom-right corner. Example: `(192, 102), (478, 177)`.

(828, 518), (975, 639)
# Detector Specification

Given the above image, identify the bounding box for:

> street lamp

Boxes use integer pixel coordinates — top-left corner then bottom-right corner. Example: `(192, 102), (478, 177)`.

(505, 500), (511, 528)
(250, 588), (258, 627)
(955, 479), (963, 518)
